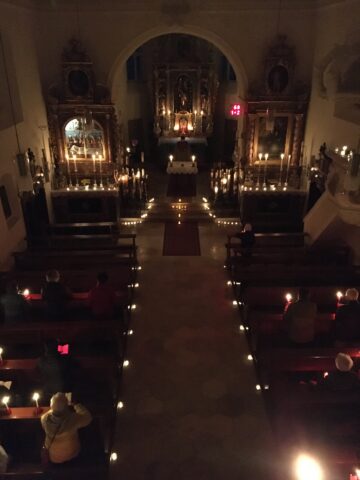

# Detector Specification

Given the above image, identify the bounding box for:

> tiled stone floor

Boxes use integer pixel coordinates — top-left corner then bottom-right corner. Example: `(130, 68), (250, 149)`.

(109, 216), (278, 479)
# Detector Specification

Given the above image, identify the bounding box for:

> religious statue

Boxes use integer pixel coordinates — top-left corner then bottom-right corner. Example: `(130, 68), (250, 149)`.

(176, 75), (192, 111)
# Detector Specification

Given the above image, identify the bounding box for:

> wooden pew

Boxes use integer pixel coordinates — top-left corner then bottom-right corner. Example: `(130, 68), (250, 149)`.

(229, 264), (359, 286)
(13, 250), (137, 270)
(247, 311), (335, 351)
(27, 234), (137, 261)
(4, 267), (135, 295)
(0, 320), (126, 356)
(48, 222), (118, 235)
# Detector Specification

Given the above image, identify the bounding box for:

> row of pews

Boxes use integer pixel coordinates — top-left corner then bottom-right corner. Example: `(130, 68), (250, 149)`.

(0, 223), (139, 479)
(225, 231), (360, 479)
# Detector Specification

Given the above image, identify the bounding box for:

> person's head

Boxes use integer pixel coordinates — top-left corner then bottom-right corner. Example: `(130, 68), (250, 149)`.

(46, 270), (60, 283)
(44, 339), (59, 356)
(298, 288), (310, 301)
(97, 272), (109, 285)
(335, 353), (354, 372)
(6, 281), (19, 295)
(345, 288), (359, 302)
(50, 392), (69, 416)
(243, 223), (252, 232)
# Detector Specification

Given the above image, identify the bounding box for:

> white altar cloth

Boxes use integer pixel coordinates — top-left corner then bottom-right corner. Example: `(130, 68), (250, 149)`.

(167, 161), (198, 174)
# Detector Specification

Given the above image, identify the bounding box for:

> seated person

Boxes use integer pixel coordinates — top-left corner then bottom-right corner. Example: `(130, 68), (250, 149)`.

(41, 270), (71, 319)
(41, 392), (92, 464)
(284, 288), (317, 345)
(238, 223), (255, 257)
(88, 272), (117, 318)
(334, 288), (360, 343)
(37, 339), (77, 400)
(318, 353), (360, 392)
(0, 282), (28, 323)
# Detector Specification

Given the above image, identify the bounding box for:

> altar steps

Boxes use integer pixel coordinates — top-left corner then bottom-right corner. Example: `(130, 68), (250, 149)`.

(143, 200), (213, 223)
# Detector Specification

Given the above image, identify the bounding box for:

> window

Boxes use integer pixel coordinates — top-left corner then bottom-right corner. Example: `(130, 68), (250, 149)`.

(127, 49), (142, 81)
(0, 185), (12, 219)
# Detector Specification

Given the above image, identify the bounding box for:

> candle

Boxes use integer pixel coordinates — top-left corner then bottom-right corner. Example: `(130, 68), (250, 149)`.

(141, 152), (144, 163)
(99, 154), (103, 188)
(0, 347), (3, 363)
(92, 154), (96, 172)
(32, 392), (40, 408)
(279, 153), (285, 186)
(169, 155), (173, 164)
(285, 293), (292, 303)
(66, 154), (71, 187)
(2, 395), (10, 414)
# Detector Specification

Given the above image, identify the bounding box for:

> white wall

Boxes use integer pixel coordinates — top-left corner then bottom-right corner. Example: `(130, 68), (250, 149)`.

(32, 2), (317, 103)
(0, 2), (49, 267)
(304, 0), (360, 160)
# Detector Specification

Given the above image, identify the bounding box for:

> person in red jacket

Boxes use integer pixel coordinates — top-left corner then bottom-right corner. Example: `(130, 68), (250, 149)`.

(88, 272), (117, 318)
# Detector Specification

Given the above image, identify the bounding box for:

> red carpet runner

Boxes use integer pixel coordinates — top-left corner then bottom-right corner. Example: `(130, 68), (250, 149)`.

(166, 174), (196, 197)
(163, 221), (201, 256)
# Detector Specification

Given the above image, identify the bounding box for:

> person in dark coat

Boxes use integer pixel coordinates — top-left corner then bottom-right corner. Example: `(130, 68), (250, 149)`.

(41, 270), (71, 320)
(0, 282), (28, 323)
(37, 339), (77, 401)
(319, 353), (360, 392)
(335, 288), (360, 343)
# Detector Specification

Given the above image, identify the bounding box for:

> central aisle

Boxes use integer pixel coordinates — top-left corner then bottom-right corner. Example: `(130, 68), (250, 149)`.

(110, 222), (277, 479)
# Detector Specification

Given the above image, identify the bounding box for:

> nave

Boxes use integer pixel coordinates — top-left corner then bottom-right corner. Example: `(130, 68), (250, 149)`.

(110, 222), (275, 479)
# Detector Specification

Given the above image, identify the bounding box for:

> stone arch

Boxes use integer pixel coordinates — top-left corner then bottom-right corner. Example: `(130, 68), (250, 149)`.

(109, 24), (248, 107)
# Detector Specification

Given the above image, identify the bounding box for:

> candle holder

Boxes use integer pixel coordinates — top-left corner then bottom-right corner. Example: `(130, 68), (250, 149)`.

(263, 153), (269, 189)
(1, 396), (11, 416)
(256, 153), (262, 190)
(278, 153), (285, 188)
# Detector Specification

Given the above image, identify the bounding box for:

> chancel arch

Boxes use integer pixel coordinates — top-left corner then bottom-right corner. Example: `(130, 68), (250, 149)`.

(110, 26), (247, 167)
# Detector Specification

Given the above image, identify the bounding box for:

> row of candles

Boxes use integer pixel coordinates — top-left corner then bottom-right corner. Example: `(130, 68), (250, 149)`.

(168, 154), (197, 165)
(254, 152), (292, 190)
(65, 151), (105, 189)
(0, 392), (42, 415)
(334, 145), (354, 159)
(114, 167), (147, 201)
(210, 168), (239, 199)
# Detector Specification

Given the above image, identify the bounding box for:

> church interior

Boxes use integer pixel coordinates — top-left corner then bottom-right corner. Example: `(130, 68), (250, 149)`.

(0, 0), (359, 478)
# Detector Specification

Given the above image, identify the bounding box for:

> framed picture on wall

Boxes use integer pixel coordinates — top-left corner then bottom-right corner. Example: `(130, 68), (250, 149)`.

(253, 113), (293, 163)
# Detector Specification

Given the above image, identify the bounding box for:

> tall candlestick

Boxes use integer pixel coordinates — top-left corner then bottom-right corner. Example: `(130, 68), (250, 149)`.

(284, 154), (291, 189)
(278, 153), (285, 187)
(73, 154), (79, 188)
(256, 153), (263, 189)
(263, 153), (269, 189)
(0, 347), (3, 364)
(99, 154), (103, 188)
(66, 154), (71, 187)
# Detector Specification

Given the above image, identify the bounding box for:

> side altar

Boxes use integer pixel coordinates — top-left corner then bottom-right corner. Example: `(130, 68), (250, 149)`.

(47, 39), (147, 222)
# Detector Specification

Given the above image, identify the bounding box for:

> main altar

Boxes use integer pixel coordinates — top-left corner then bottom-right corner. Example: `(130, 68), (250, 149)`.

(152, 35), (218, 167)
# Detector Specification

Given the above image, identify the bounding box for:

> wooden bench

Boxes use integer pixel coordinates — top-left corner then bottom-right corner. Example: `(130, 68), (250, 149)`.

(13, 249), (137, 270)
(27, 234), (137, 261)
(0, 356), (120, 408)
(49, 222), (118, 235)
(0, 320), (125, 355)
(229, 264), (359, 286)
